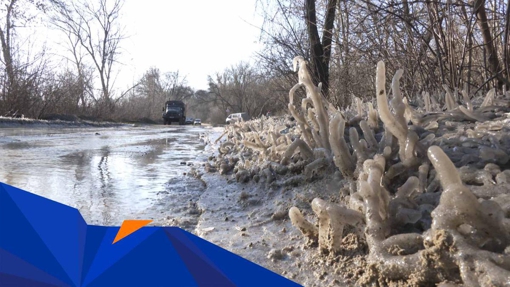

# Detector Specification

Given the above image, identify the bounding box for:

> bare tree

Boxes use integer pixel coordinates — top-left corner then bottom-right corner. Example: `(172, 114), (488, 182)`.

(209, 63), (257, 116)
(50, 0), (125, 113)
(55, 22), (94, 111)
(136, 67), (164, 119)
(256, 0), (307, 105)
(161, 71), (193, 102)
(0, 0), (51, 117)
(207, 62), (280, 120)
(0, 0), (16, 94)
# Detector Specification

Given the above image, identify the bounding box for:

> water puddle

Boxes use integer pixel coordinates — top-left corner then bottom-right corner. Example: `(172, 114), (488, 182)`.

(0, 125), (209, 226)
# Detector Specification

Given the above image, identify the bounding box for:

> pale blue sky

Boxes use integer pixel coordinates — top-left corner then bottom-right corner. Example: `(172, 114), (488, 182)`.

(118, 0), (263, 91)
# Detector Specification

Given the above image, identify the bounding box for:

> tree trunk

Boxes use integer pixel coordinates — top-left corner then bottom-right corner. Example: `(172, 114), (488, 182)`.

(0, 0), (17, 97)
(503, 0), (510, 82)
(304, 0), (337, 98)
(473, 0), (509, 87)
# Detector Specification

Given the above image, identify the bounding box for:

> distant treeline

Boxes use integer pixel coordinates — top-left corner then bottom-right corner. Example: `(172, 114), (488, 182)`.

(1, 0), (508, 123)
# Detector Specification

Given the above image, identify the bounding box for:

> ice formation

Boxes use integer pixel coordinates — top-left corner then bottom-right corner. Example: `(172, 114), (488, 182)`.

(207, 56), (510, 285)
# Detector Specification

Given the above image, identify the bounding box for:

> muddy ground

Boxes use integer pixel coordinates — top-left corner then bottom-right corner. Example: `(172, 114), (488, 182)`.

(191, 128), (364, 287)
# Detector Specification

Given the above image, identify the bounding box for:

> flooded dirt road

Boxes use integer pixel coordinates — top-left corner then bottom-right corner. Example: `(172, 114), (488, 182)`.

(0, 125), (211, 227)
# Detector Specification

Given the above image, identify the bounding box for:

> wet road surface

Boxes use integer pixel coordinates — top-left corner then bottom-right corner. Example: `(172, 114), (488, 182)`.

(0, 125), (210, 226)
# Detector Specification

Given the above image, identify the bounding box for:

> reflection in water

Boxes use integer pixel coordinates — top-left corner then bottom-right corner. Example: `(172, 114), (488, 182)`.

(61, 151), (91, 182)
(98, 146), (111, 190)
(74, 153), (88, 181)
(0, 126), (208, 225)
(74, 153), (87, 182)
(98, 146), (113, 224)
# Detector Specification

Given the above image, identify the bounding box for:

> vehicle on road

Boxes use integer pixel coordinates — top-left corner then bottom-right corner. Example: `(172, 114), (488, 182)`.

(185, 117), (194, 125)
(162, 101), (186, 125)
(226, 113), (250, 124)
(193, 119), (202, 125)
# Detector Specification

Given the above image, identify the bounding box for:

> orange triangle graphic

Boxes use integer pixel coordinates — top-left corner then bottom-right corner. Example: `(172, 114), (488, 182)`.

(112, 220), (153, 244)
